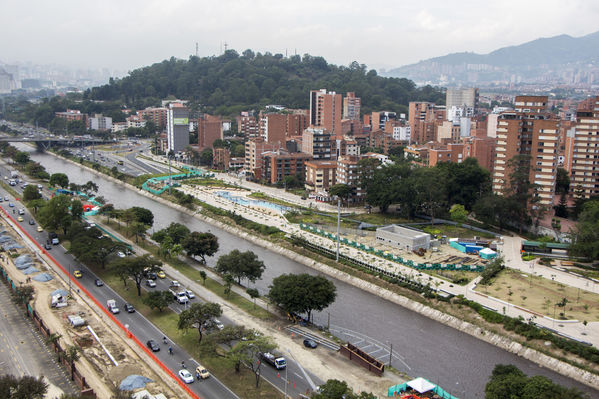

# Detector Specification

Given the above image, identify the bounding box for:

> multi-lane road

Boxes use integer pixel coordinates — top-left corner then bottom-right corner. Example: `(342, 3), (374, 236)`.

(0, 163), (319, 398)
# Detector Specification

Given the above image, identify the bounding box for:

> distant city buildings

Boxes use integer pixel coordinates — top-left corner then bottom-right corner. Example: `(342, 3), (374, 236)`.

(166, 102), (189, 153)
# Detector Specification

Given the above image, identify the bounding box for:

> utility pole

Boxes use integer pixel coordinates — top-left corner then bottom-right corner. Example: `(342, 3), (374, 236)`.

(336, 197), (341, 261)
(168, 151), (173, 194)
(389, 342), (393, 366)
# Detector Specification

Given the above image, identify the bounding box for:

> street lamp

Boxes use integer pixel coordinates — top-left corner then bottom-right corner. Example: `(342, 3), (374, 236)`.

(69, 264), (72, 297)
(335, 197), (341, 262)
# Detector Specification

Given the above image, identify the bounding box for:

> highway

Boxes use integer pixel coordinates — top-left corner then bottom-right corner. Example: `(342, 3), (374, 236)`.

(0, 162), (319, 398)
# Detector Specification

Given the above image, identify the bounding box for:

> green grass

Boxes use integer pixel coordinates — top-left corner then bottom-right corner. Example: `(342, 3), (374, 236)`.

(108, 222), (274, 321)
(186, 178), (241, 189)
(0, 181), (21, 198)
(92, 268), (281, 399)
(421, 224), (496, 239)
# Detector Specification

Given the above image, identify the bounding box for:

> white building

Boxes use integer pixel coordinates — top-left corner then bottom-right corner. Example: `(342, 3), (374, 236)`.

(392, 125), (411, 141)
(376, 225), (431, 251)
(88, 114), (112, 131)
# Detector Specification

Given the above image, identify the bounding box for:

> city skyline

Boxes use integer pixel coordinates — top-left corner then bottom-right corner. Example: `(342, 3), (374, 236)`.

(1, 0), (598, 72)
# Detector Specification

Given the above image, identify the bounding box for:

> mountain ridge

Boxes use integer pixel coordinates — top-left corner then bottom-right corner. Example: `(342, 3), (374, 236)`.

(384, 31), (599, 85)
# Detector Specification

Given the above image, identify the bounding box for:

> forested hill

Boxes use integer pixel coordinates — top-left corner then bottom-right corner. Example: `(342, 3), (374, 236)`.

(85, 50), (444, 115)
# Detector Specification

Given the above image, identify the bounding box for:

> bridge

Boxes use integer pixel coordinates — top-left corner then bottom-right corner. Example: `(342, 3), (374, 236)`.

(0, 136), (114, 150)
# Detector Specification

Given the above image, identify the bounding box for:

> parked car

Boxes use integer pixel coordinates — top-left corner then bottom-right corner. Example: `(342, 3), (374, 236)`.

(117, 251), (126, 258)
(178, 369), (194, 384)
(303, 339), (318, 349)
(145, 279), (156, 288)
(95, 279), (104, 287)
(146, 340), (160, 352)
(213, 319), (224, 330)
(184, 289), (195, 299)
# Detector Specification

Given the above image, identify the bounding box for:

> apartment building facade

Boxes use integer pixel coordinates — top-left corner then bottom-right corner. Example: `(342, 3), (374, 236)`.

(310, 89), (343, 136)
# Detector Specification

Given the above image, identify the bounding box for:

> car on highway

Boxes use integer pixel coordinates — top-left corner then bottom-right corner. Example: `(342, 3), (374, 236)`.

(29, 219), (35, 225)
(145, 279), (156, 288)
(178, 369), (194, 384)
(18, 208), (25, 215)
(146, 340), (160, 352)
(157, 270), (166, 279)
(9, 202), (14, 207)
(195, 365), (210, 379)
(37, 226), (43, 232)
(43, 243), (52, 250)
(74, 270), (82, 278)
(170, 280), (180, 287)
(303, 339), (318, 349)
(124, 303), (135, 313)
(184, 289), (195, 299)
(17, 216), (23, 222)
(117, 251), (126, 258)
(95, 279), (104, 287)
(3, 196), (8, 201)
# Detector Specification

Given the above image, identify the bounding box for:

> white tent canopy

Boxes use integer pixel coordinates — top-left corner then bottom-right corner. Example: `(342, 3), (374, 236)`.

(407, 377), (436, 393)
(479, 248), (496, 255)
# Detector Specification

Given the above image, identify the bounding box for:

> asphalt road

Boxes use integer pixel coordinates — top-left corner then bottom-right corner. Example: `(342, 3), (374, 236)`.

(0, 273), (78, 396)
(0, 181), (238, 399)
(0, 165), (318, 398)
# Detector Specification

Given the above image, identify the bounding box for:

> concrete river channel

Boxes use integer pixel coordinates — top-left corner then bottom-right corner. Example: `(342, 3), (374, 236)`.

(18, 146), (598, 398)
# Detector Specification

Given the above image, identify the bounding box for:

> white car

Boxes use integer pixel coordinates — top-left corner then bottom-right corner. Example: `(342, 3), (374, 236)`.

(170, 280), (180, 287)
(184, 289), (195, 299)
(145, 279), (156, 288)
(178, 369), (194, 384)
(117, 251), (126, 258)
(213, 319), (224, 330)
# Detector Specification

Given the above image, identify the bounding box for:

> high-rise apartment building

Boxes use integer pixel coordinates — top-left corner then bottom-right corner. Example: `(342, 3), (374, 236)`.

(565, 96), (599, 198)
(343, 92), (361, 121)
(302, 127), (334, 160)
(259, 112), (287, 144)
(197, 114), (223, 150)
(446, 88), (479, 112)
(408, 102), (445, 144)
(492, 96), (558, 206)
(310, 89), (342, 136)
(166, 103), (189, 153)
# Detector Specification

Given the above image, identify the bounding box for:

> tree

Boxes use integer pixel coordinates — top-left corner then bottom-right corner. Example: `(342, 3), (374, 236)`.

(329, 184), (353, 207)
(112, 254), (162, 296)
(555, 167), (570, 194)
(128, 221), (149, 244)
(414, 166), (447, 224)
(177, 302), (222, 344)
(14, 151), (30, 165)
(37, 194), (73, 234)
(199, 148), (213, 166)
(449, 204), (468, 225)
(143, 291), (174, 312)
(71, 199), (84, 220)
(570, 200), (599, 260)
(216, 250), (265, 285)
(13, 285), (34, 305)
(554, 192), (568, 218)
(227, 335), (275, 387)
(223, 274), (234, 297)
(183, 231), (219, 263)
(63, 345), (80, 381)
(0, 375), (48, 398)
(23, 185), (42, 202)
(49, 173), (69, 188)
(152, 222), (190, 245)
(99, 203), (115, 223)
(268, 273), (337, 321)
(246, 288), (259, 308)
(210, 325), (248, 350)
(484, 364), (585, 399)
(199, 270), (207, 285)
(504, 155), (537, 232)
(130, 206), (154, 227)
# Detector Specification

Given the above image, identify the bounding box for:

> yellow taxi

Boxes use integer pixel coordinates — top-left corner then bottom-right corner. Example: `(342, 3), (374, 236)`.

(37, 226), (43, 232)
(17, 216), (23, 222)
(157, 270), (166, 279)
(73, 270), (82, 278)
(195, 365), (210, 379)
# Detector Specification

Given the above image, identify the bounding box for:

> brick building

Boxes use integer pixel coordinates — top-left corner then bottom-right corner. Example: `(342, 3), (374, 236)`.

(262, 151), (312, 184)
(305, 160), (338, 194)
(198, 115), (223, 150)
(310, 89), (343, 137)
(343, 92), (361, 121)
(302, 127), (334, 160)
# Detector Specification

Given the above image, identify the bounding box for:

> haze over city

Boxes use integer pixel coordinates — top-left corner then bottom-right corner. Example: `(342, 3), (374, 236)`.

(2, 0), (599, 71)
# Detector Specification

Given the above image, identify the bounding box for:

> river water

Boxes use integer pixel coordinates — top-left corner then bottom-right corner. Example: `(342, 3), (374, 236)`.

(19, 146), (597, 398)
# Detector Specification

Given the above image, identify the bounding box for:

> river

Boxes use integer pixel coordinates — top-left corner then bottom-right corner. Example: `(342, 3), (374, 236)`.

(18, 145), (598, 398)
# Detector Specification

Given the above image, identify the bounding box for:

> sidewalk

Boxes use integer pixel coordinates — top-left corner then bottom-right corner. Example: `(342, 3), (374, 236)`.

(91, 217), (401, 395)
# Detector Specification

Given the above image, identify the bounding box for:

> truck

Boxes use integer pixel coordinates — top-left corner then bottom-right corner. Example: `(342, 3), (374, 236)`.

(169, 289), (189, 304)
(260, 352), (286, 370)
(106, 299), (120, 314)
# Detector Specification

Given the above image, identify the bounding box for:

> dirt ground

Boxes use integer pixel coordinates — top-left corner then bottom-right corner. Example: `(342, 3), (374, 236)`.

(479, 268), (599, 321)
(1, 215), (187, 399)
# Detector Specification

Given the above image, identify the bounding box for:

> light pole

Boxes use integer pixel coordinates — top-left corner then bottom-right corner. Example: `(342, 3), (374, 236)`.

(68, 264), (72, 297)
(387, 341), (393, 367)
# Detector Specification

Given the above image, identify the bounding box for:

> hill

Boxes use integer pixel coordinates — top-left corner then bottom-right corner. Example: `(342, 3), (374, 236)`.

(383, 31), (599, 86)
(86, 50), (445, 115)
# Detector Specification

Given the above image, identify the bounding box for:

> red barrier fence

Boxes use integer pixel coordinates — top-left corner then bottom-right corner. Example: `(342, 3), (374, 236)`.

(0, 207), (200, 399)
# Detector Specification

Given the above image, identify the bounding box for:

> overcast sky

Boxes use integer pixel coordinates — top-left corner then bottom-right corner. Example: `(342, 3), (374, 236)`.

(1, 0), (598, 73)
